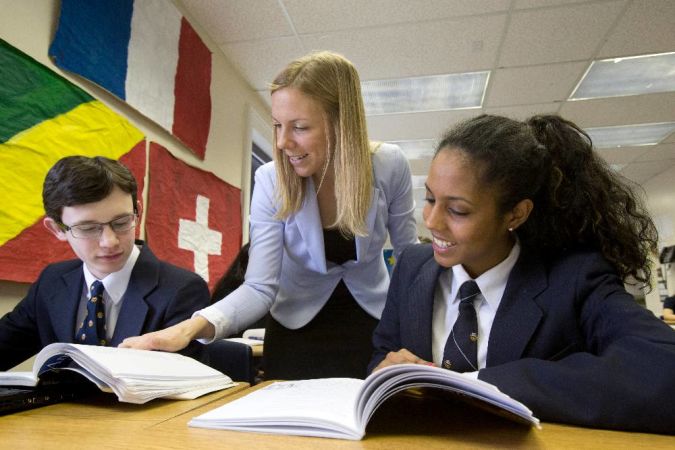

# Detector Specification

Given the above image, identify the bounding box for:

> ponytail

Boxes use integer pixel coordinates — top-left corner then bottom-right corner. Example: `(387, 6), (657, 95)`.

(525, 115), (657, 287)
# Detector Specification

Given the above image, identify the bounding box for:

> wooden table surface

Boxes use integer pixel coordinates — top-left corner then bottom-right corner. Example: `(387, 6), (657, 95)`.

(1, 381), (673, 449)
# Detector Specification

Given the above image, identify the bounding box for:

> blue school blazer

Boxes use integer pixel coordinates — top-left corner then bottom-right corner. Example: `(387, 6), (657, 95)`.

(0, 243), (210, 370)
(370, 243), (675, 434)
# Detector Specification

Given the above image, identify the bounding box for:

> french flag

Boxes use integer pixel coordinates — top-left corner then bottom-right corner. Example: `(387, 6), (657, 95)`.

(49, 0), (212, 159)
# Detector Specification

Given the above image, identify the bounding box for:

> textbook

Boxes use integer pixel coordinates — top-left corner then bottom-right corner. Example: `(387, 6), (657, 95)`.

(0, 343), (236, 404)
(188, 363), (540, 440)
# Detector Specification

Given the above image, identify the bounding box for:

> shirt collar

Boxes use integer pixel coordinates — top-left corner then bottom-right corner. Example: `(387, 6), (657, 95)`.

(83, 244), (141, 306)
(450, 239), (521, 311)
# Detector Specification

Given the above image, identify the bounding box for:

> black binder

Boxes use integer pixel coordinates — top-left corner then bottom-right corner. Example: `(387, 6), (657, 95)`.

(0, 384), (87, 415)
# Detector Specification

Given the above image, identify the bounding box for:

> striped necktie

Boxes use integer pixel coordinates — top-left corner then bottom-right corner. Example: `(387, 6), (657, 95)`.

(442, 280), (480, 372)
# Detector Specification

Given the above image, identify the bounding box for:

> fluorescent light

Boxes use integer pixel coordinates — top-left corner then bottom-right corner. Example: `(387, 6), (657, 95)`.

(387, 139), (437, 159)
(585, 122), (675, 148)
(571, 52), (675, 100)
(362, 71), (489, 115)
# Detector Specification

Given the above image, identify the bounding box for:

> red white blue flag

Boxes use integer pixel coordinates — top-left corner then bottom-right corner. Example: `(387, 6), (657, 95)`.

(49, 0), (212, 159)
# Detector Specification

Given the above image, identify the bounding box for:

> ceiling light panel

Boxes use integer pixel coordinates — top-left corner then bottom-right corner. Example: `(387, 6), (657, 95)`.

(362, 71), (489, 115)
(585, 122), (675, 148)
(387, 139), (438, 159)
(571, 52), (675, 100)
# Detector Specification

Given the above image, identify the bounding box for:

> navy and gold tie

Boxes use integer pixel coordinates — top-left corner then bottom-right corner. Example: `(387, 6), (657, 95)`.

(75, 281), (107, 346)
(442, 280), (480, 372)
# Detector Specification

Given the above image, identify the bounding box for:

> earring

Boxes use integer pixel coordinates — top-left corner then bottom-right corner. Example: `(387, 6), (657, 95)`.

(508, 227), (514, 232)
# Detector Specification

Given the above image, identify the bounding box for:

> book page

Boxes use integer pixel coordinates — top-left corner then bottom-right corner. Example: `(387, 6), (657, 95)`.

(190, 366), (539, 440)
(70, 345), (225, 379)
(190, 378), (364, 439)
(29, 343), (235, 403)
(0, 371), (38, 387)
(357, 364), (538, 428)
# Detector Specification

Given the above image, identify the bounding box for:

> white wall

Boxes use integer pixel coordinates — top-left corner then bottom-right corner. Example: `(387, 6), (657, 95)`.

(0, 0), (272, 369)
(643, 165), (675, 313)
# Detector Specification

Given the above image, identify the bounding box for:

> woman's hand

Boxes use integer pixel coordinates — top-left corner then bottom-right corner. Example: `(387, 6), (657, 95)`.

(373, 348), (435, 372)
(119, 316), (215, 352)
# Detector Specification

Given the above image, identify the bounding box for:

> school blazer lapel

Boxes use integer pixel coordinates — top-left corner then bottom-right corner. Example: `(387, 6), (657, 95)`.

(406, 255), (445, 360)
(487, 250), (546, 366)
(355, 187), (381, 262)
(110, 248), (154, 346)
(51, 266), (85, 343)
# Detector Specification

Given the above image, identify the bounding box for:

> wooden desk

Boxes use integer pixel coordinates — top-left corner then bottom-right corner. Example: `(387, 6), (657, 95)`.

(0, 383), (249, 449)
(251, 343), (262, 358)
(2, 382), (673, 449)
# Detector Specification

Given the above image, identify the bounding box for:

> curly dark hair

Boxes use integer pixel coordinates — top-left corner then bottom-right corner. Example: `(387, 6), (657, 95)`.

(436, 114), (658, 288)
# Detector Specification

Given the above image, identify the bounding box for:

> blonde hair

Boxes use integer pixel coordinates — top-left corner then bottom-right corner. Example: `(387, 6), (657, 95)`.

(270, 51), (373, 237)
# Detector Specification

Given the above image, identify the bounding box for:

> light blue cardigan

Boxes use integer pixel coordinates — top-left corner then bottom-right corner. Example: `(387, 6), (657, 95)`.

(199, 143), (417, 339)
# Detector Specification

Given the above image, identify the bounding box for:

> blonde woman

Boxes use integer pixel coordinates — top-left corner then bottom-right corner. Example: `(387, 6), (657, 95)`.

(122, 51), (417, 379)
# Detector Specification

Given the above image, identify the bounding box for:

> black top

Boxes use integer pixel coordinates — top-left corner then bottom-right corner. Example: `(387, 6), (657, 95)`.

(323, 228), (356, 265)
(262, 227), (376, 380)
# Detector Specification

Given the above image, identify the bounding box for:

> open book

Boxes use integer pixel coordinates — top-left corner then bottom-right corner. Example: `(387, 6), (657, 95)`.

(0, 343), (236, 404)
(189, 363), (540, 440)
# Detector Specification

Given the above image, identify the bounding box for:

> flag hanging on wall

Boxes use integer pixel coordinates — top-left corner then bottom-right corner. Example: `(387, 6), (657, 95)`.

(0, 39), (146, 283)
(49, 0), (212, 160)
(146, 143), (242, 291)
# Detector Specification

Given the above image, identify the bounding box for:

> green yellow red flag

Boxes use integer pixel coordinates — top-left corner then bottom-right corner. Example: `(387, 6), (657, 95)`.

(0, 39), (145, 282)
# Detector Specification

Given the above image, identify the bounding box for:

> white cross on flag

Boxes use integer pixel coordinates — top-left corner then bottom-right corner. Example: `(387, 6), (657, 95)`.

(145, 143), (242, 290)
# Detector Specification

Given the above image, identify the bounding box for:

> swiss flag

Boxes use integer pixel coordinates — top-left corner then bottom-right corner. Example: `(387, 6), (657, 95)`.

(145, 143), (242, 290)
(0, 141), (146, 283)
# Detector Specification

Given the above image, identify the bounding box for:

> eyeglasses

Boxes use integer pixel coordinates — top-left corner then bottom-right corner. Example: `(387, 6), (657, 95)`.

(59, 214), (137, 239)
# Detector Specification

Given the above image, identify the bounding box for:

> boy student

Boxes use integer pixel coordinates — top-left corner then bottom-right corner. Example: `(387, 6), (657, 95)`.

(0, 156), (210, 370)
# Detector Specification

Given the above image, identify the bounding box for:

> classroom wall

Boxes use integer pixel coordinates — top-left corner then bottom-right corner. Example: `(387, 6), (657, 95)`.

(643, 165), (675, 312)
(0, 0), (273, 369)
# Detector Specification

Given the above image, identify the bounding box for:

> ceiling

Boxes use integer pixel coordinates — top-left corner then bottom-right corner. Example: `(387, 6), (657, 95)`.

(180, 0), (675, 227)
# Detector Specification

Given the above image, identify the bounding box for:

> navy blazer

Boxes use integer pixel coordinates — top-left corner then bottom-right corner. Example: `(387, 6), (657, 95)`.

(0, 243), (210, 370)
(370, 244), (675, 434)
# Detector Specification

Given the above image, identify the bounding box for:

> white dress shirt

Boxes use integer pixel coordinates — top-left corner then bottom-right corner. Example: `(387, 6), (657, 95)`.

(79, 244), (140, 341)
(432, 241), (521, 370)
